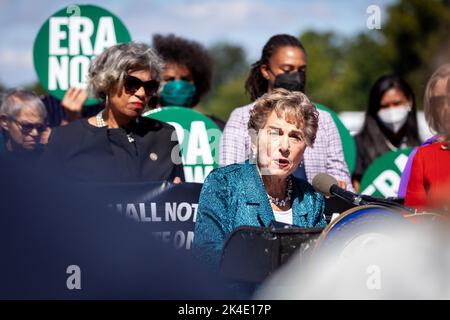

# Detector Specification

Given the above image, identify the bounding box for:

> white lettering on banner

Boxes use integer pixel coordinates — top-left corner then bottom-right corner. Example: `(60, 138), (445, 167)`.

(139, 203), (151, 222)
(394, 153), (408, 172)
(69, 55), (90, 87)
(153, 231), (194, 250)
(49, 17), (69, 55)
(116, 202), (198, 223)
(373, 170), (400, 197)
(186, 121), (213, 165)
(48, 56), (68, 90)
(94, 17), (117, 54)
(165, 202), (198, 222)
(68, 17), (94, 55)
(361, 154), (409, 197)
(48, 16), (117, 90)
(126, 203), (139, 221)
(362, 184), (376, 196)
(183, 165), (214, 183)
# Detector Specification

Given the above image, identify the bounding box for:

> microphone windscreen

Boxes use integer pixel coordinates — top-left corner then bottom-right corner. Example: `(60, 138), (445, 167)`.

(312, 173), (338, 197)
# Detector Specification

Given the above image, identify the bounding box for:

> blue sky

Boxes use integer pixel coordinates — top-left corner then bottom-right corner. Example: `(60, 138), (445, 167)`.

(0, 0), (396, 87)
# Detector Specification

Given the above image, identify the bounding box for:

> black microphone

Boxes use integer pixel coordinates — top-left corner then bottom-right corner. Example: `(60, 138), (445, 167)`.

(312, 173), (416, 213)
(312, 173), (368, 206)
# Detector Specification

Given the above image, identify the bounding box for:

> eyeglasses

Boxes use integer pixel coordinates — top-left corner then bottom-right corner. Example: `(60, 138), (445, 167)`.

(430, 96), (450, 109)
(124, 75), (160, 96)
(11, 119), (47, 135)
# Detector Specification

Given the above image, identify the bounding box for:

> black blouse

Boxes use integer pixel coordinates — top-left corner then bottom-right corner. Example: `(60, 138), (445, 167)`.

(41, 117), (184, 183)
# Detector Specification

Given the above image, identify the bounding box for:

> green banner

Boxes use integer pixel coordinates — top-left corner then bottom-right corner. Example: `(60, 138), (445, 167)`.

(360, 148), (413, 198)
(144, 107), (222, 183)
(33, 4), (132, 105)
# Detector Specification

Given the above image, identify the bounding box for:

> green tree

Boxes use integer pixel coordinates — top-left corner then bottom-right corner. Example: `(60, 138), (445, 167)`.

(381, 0), (450, 108)
(202, 42), (249, 121)
(202, 74), (249, 121)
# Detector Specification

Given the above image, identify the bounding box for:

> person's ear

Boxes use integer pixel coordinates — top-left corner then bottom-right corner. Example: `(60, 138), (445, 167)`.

(0, 114), (9, 132)
(406, 97), (413, 111)
(260, 64), (270, 81)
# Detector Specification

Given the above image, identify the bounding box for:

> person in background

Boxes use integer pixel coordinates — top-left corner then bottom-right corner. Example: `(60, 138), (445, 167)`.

(352, 75), (421, 191)
(405, 64), (450, 211)
(0, 89), (48, 159)
(152, 34), (225, 129)
(194, 89), (326, 270)
(41, 42), (184, 183)
(219, 34), (352, 189)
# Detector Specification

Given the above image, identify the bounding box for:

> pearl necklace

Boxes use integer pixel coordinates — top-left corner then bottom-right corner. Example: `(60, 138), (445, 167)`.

(267, 176), (293, 207)
(96, 111), (135, 143)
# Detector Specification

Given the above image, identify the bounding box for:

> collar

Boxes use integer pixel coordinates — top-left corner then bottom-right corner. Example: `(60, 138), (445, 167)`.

(241, 161), (308, 227)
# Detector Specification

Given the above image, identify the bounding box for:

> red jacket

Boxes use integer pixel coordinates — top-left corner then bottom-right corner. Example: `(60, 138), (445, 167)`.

(405, 141), (450, 211)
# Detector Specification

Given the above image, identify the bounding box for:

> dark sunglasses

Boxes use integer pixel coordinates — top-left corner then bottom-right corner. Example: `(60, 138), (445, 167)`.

(11, 119), (47, 134)
(430, 96), (450, 109)
(124, 75), (160, 96)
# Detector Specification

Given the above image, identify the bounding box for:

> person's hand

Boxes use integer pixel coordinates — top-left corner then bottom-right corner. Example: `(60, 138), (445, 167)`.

(337, 180), (347, 190)
(173, 177), (182, 184)
(61, 87), (88, 124)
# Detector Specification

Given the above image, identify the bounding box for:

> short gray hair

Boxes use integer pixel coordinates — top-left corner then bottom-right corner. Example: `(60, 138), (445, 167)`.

(248, 88), (319, 147)
(424, 64), (450, 141)
(0, 89), (47, 119)
(88, 42), (163, 99)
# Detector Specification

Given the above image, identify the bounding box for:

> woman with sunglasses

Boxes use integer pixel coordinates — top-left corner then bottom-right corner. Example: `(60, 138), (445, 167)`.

(41, 42), (184, 183)
(0, 89), (48, 159)
(405, 64), (450, 211)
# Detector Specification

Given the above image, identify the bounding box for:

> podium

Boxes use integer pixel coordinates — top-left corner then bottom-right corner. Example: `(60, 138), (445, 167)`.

(219, 225), (323, 283)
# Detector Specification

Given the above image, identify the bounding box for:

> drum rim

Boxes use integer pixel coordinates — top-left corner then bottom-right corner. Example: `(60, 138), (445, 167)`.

(313, 204), (399, 253)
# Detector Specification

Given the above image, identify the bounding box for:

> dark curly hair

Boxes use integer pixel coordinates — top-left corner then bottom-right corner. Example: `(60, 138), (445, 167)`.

(152, 34), (213, 107)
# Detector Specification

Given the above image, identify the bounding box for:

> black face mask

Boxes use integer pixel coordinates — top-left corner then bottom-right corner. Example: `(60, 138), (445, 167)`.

(272, 70), (306, 93)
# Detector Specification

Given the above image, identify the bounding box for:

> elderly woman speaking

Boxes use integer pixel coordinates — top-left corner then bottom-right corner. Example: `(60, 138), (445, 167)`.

(193, 88), (326, 268)
(42, 42), (184, 182)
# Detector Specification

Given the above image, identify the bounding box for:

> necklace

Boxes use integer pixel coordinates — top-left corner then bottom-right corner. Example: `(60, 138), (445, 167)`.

(95, 111), (135, 143)
(267, 176), (293, 207)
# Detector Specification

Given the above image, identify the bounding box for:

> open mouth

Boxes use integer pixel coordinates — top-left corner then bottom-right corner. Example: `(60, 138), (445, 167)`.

(274, 158), (290, 167)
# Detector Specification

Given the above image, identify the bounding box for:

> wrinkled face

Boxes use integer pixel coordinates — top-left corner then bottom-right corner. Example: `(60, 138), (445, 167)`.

(255, 110), (306, 177)
(161, 63), (193, 86)
(108, 69), (156, 119)
(260, 46), (307, 90)
(379, 88), (411, 110)
(1, 107), (46, 151)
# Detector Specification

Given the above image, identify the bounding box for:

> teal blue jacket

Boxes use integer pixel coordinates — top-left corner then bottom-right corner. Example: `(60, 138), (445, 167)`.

(193, 162), (326, 268)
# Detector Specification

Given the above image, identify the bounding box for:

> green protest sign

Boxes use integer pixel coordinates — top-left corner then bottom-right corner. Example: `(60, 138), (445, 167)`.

(144, 107), (222, 183)
(316, 104), (356, 174)
(33, 4), (132, 105)
(360, 148), (413, 198)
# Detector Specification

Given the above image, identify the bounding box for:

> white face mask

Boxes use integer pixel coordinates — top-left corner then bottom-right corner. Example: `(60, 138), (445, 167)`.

(377, 105), (411, 133)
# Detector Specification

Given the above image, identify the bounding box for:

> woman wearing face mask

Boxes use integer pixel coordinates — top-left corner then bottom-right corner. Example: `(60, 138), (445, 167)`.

(352, 75), (421, 189)
(152, 34), (224, 129)
(220, 34), (352, 190)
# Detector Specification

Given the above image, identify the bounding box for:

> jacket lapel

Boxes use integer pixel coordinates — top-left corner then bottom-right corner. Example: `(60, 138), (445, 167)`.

(291, 179), (308, 226)
(241, 162), (275, 227)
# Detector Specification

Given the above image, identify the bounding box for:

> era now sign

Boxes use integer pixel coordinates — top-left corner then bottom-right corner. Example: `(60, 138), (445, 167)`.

(144, 107), (222, 183)
(33, 4), (131, 105)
